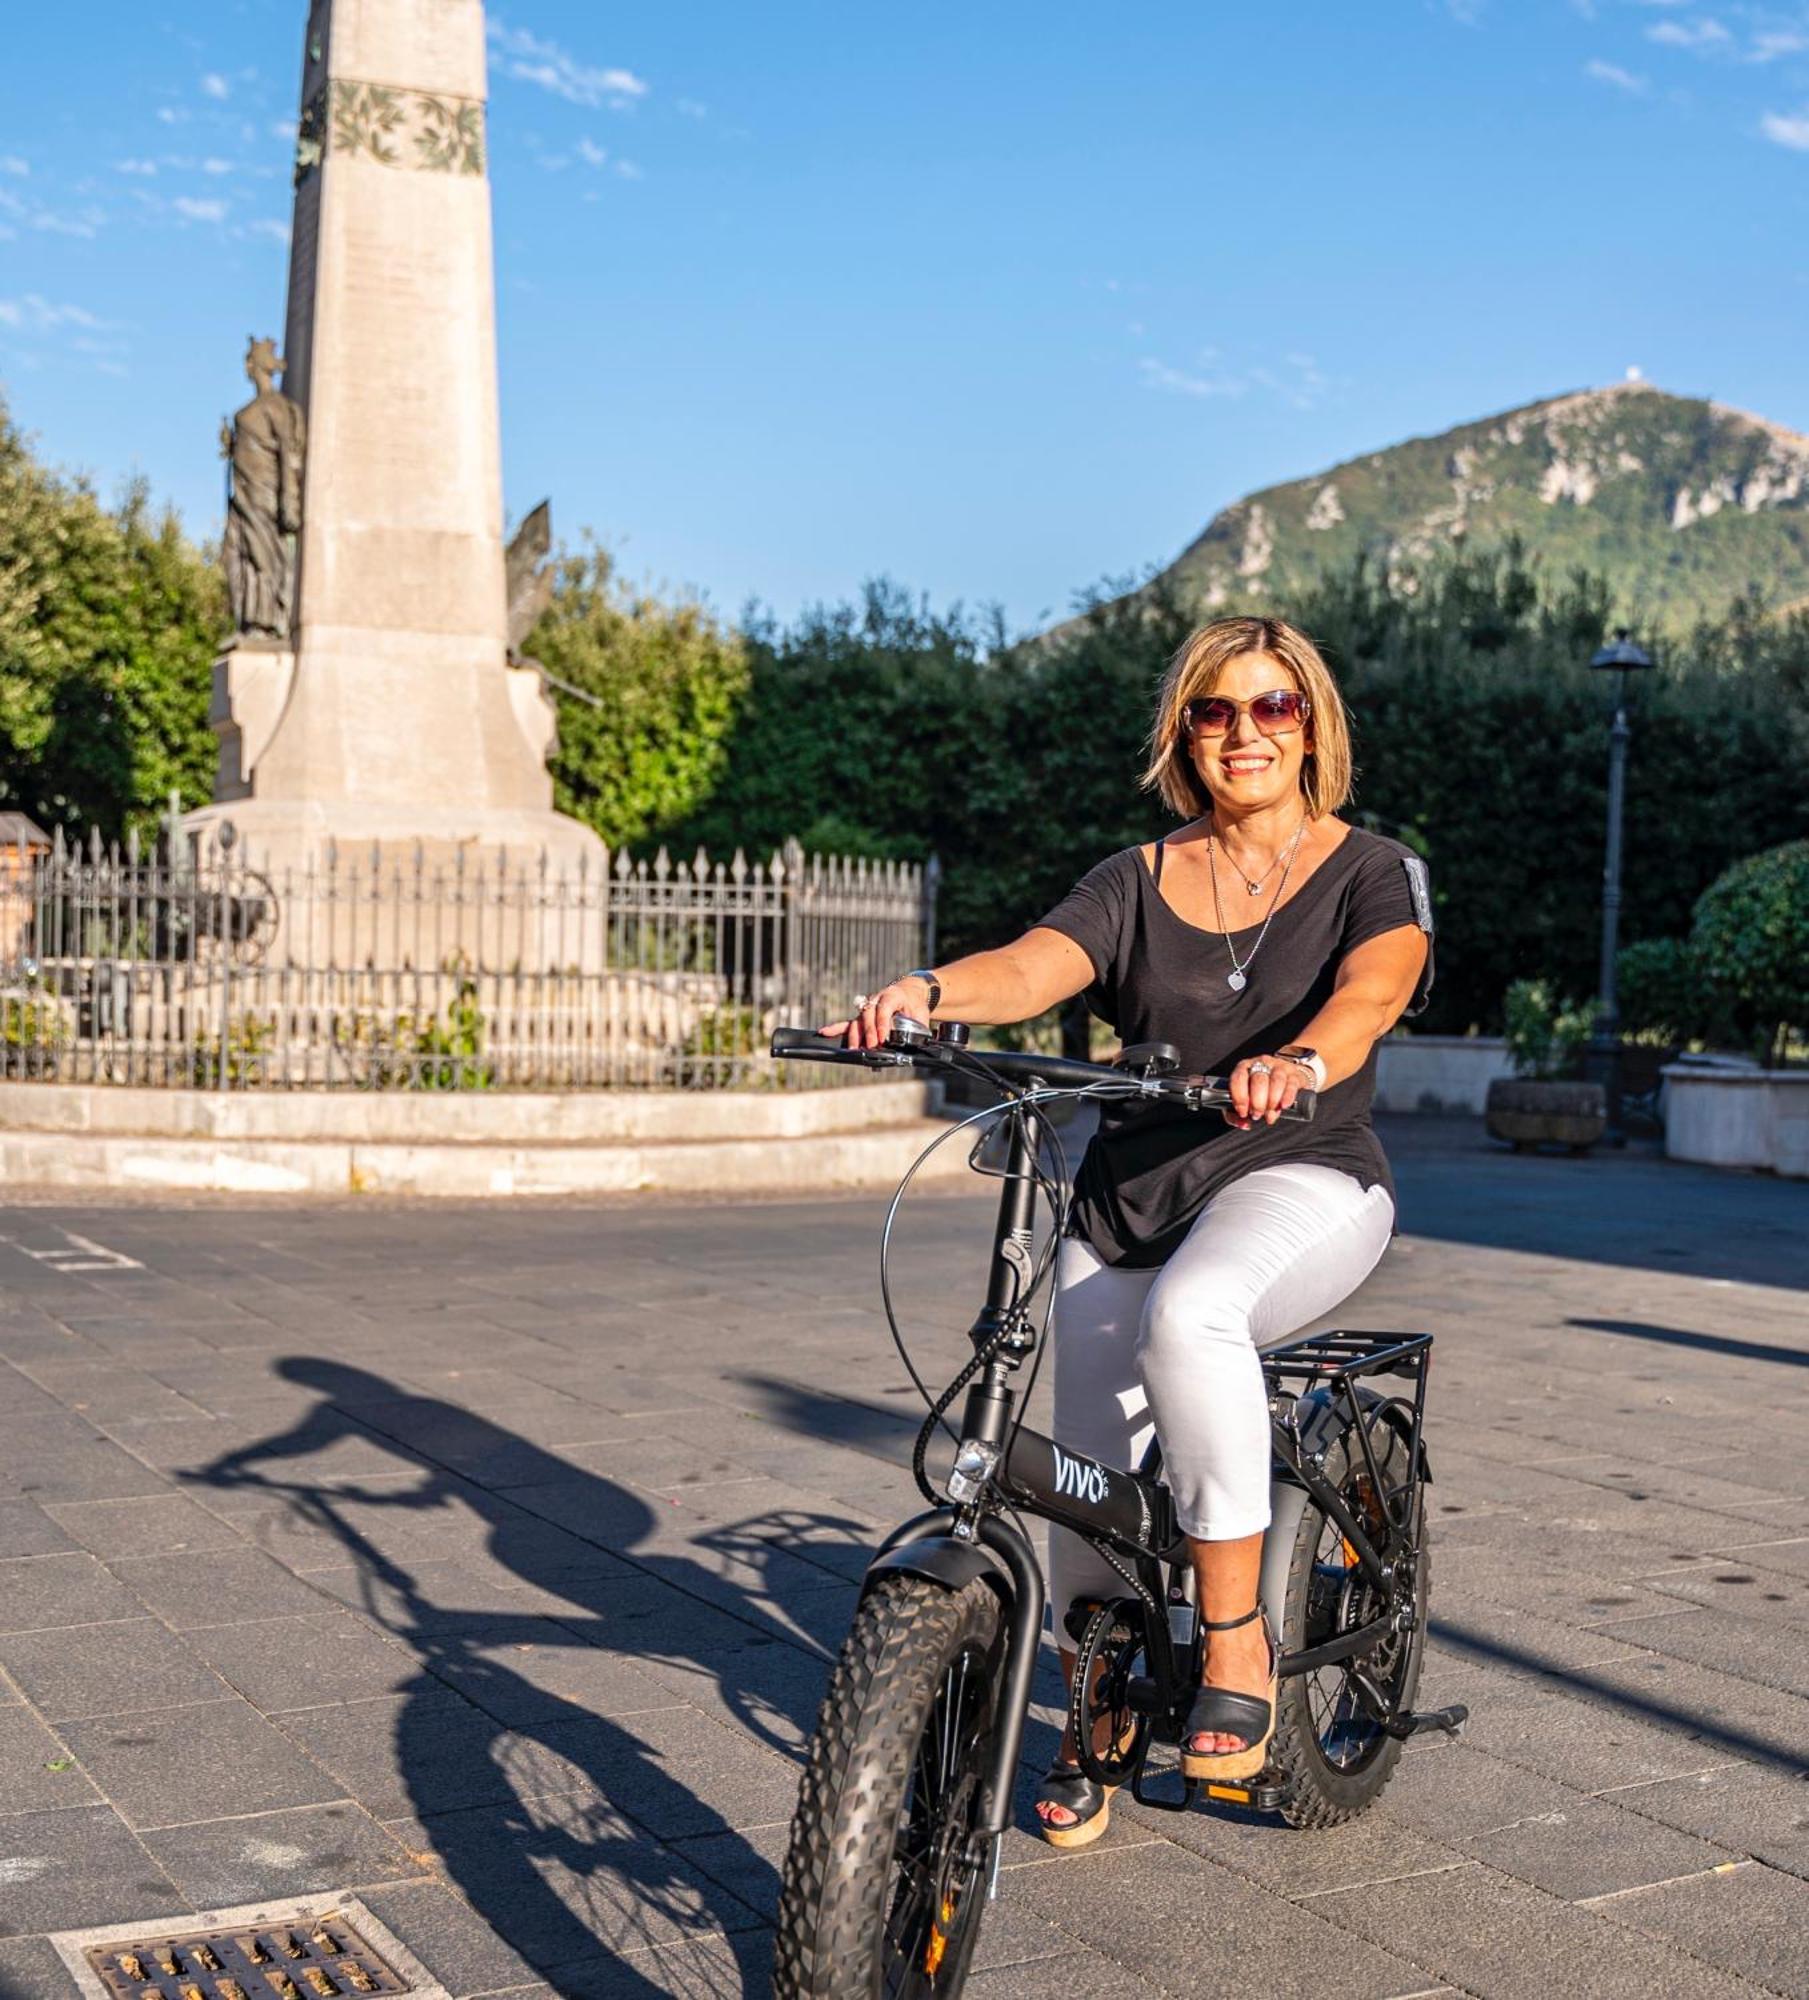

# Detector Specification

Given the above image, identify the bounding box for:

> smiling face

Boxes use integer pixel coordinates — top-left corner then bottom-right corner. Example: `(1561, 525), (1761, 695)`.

(1184, 650), (1314, 819)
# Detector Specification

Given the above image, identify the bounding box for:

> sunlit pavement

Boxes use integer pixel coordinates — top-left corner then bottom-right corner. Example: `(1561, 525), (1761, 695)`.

(1, 1118), (1805, 1997)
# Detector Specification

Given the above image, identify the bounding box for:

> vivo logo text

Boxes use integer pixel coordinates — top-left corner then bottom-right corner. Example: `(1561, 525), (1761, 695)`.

(1052, 1445), (1109, 1507)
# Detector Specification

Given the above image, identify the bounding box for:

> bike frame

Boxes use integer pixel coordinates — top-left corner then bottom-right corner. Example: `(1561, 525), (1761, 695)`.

(866, 1094), (1448, 1837)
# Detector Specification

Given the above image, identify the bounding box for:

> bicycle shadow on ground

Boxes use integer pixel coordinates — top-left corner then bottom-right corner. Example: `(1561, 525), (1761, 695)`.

(187, 1359), (872, 1996)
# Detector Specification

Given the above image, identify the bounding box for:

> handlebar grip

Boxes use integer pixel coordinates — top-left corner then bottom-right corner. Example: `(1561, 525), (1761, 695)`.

(770, 1027), (856, 1060)
(1288, 1090), (1317, 1123)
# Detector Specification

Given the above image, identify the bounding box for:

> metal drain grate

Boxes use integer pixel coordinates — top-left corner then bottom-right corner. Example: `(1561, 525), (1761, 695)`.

(86, 1914), (409, 2000)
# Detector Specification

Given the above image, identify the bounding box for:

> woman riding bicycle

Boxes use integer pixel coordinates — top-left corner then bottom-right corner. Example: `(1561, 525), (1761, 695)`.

(833, 613), (1433, 1848)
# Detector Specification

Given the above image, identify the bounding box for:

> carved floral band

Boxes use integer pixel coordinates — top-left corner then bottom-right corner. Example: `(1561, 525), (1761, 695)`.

(295, 79), (486, 185)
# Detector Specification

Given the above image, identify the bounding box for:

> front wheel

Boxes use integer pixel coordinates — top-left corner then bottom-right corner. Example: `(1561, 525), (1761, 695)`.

(775, 1573), (1004, 1998)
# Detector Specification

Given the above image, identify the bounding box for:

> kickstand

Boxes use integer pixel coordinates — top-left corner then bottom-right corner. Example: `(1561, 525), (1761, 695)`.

(1392, 1702), (1468, 1741)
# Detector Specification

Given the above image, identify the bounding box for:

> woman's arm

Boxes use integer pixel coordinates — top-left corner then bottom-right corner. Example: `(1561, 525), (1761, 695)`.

(827, 927), (1095, 1049)
(1227, 925), (1430, 1127)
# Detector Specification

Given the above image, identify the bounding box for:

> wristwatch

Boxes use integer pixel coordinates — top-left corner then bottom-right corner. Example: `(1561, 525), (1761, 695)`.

(904, 968), (942, 1014)
(1276, 1044), (1327, 1090)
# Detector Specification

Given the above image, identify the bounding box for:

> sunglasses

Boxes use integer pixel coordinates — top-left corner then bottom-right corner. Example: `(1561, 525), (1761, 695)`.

(1181, 688), (1311, 738)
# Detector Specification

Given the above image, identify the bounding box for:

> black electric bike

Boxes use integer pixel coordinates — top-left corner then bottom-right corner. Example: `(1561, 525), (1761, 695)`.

(767, 1020), (1466, 1999)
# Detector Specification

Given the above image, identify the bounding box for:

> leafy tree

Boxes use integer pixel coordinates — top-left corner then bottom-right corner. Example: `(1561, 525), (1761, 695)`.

(530, 543), (750, 851)
(1689, 841), (1809, 1066)
(0, 396), (221, 837)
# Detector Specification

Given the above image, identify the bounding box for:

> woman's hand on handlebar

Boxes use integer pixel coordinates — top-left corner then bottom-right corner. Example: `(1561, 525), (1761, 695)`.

(1226, 1053), (1314, 1129)
(822, 975), (933, 1050)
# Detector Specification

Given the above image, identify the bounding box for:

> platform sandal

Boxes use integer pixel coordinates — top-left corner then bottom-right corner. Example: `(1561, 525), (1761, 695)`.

(1180, 1603), (1278, 1783)
(1033, 1759), (1114, 1850)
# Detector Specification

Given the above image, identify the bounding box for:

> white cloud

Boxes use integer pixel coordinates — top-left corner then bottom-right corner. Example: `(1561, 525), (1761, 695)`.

(1139, 357), (1247, 399)
(0, 293), (106, 333)
(0, 156), (28, 177)
(577, 136), (609, 166)
(244, 217), (291, 243)
(157, 106), (188, 125)
(1647, 15), (1732, 47)
(1749, 27), (1809, 60)
(174, 195), (227, 222)
(270, 118), (298, 141)
(201, 72), (230, 99)
(488, 19), (648, 107)
(677, 98), (708, 119)
(1139, 348), (1326, 409)
(615, 158), (643, 179)
(1585, 58), (1649, 90)
(116, 158), (158, 176)
(1761, 105), (1809, 146)
(202, 158), (235, 175)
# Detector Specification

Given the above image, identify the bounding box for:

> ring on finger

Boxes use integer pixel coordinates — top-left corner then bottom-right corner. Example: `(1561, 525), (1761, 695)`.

(1248, 1060), (1273, 1076)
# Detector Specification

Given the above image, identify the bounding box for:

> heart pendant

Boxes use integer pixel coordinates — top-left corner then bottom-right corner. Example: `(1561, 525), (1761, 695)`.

(1226, 970), (1247, 992)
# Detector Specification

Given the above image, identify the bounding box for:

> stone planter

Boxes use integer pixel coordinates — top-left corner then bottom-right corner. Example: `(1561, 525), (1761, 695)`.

(1374, 1034), (1514, 1115)
(1484, 1077), (1608, 1153)
(1661, 1066), (1809, 1177)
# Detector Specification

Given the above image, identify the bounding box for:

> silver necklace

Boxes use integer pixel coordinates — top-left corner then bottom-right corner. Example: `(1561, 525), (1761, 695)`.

(1221, 838), (1290, 897)
(1207, 819), (1306, 992)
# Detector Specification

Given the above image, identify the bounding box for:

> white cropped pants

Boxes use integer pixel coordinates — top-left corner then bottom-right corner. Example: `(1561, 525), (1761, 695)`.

(1047, 1161), (1395, 1628)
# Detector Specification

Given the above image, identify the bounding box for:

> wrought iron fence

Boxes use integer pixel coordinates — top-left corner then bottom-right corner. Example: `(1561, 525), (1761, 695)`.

(0, 827), (938, 1091)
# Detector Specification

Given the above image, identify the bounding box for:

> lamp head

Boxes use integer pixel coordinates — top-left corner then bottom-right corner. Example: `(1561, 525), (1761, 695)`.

(1590, 629), (1654, 672)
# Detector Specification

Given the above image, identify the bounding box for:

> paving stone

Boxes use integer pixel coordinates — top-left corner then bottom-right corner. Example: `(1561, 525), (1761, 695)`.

(281, 1690), (684, 1828)
(1377, 1741), (1594, 1843)
(383, 1794), (764, 1963)
(353, 1879), (544, 1999)
(0, 1618), (229, 1722)
(0, 1936), (84, 2000)
(0, 1705), (102, 1815)
(1461, 1793), (1740, 1900)
(1603, 1763), (1809, 1882)
(529, 1928), (776, 2000)
(1308, 1859), (1773, 1998)
(1009, 1837), (1432, 1997)
(0, 1415), (169, 1503)
(57, 1699), (344, 1830)
(0, 1553), (145, 1635)
(423, 1618), (684, 1729)
(134, 1799), (422, 1909)
(43, 1493), (245, 1560)
(0, 1803), (186, 1934)
(17, 1361), (206, 1425)
(107, 1545), (331, 1628)
(1595, 1860), (1809, 1995)
(185, 1610), (421, 1714)
(0, 1501), (76, 1560)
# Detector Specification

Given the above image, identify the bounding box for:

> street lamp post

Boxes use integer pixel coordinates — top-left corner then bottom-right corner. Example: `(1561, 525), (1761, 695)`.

(1586, 629), (1655, 1142)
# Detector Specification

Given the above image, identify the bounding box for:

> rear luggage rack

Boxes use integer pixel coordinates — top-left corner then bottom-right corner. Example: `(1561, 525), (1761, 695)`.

(1259, 1327), (1431, 1386)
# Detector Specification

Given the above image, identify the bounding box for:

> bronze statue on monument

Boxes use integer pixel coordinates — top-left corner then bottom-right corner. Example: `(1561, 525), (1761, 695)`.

(220, 337), (306, 639)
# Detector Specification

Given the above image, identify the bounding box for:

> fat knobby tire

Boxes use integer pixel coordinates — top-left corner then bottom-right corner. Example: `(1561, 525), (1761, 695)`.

(1273, 1430), (1430, 1830)
(773, 1572), (1002, 1998)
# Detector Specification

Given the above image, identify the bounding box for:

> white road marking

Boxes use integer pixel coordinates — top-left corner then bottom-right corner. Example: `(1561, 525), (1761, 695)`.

(0, 1228), (144, 1272)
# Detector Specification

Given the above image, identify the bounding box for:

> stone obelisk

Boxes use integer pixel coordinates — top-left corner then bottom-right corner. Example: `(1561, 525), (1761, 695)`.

(188, 0), (602, 876)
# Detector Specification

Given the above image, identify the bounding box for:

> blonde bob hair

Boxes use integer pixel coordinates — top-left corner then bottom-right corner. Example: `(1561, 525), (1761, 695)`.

(1141, 614), (1353, 821)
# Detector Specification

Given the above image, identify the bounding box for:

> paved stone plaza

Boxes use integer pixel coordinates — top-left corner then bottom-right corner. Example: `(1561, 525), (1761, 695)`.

(1, 1119), (1806, 1998)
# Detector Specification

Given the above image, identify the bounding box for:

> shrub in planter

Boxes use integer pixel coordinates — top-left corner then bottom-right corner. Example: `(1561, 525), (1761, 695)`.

(1487, 977), (1606, 1151)
(1690, 841), (1809, 1069)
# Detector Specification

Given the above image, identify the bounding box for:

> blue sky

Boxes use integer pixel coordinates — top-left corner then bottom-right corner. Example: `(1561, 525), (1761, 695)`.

(3, 2), (1808, 632)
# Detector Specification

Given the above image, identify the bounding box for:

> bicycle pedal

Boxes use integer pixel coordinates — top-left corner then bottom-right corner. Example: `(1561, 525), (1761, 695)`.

(1396, 1703), (1468, 1741)
(1199, 1773), (1290, 1812)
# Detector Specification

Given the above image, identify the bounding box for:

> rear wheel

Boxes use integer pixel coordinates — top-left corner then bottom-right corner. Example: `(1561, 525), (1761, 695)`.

(775, 1574), (1004, 1998)
(1274, 1423), (1429, 1829)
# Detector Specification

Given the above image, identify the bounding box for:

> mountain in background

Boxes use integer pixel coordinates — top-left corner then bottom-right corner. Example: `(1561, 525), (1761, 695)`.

(1119, 384), (1809, 628)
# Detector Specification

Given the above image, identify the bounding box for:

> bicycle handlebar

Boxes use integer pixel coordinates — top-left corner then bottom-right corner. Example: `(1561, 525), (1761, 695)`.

(769, 1024), (1316, 1122)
